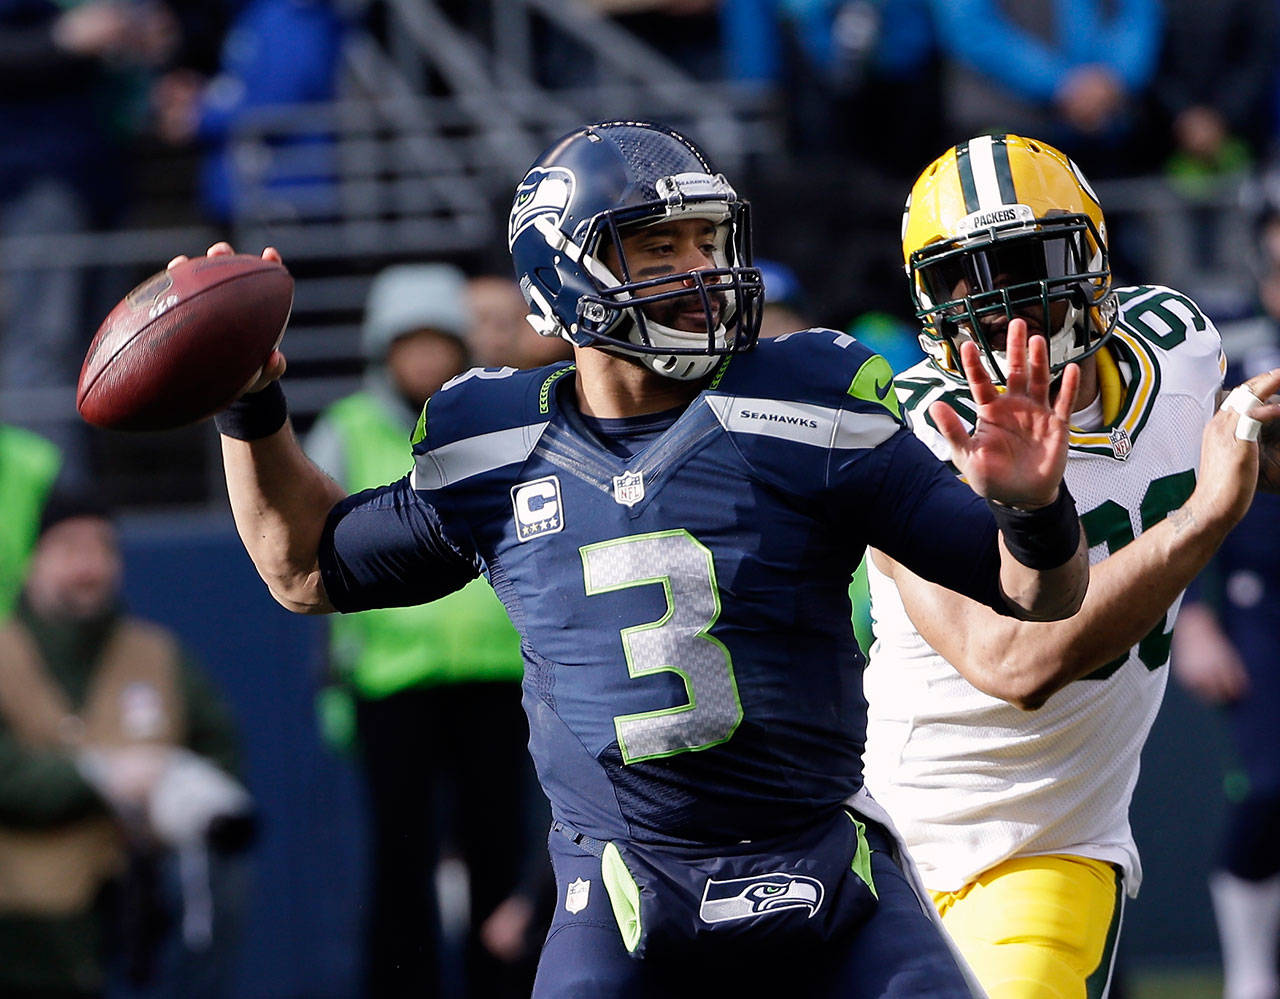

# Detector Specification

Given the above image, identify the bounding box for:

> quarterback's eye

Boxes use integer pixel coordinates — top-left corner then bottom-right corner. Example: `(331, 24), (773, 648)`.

(633, 238), (677, 258)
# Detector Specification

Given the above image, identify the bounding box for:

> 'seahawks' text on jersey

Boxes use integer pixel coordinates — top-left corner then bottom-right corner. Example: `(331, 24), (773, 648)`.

(318, 330), (1024, 851)
(864, 285), (1225, 896)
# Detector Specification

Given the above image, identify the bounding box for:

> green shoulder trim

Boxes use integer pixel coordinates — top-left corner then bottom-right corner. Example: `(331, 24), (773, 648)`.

(849, 353), (902, 420)
(410, 401), (428, 447)
(707, 355), (733, 391)
(539, 365), (575, 415)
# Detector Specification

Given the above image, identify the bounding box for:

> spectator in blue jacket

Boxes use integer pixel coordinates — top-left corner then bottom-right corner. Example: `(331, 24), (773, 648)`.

(928, 0), (1162, 175)
(154, 0), (346, 224)
(0, 0), (179, 475)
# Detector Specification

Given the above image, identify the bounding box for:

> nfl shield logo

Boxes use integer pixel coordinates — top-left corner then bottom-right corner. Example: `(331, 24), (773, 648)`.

(565, 877), (591, 914)
(1109, 426), (1132, 461)
(612, 470), (645, 507)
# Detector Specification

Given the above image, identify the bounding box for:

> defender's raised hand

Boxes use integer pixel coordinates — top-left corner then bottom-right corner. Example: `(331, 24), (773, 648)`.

(930, 319), (1080, 510)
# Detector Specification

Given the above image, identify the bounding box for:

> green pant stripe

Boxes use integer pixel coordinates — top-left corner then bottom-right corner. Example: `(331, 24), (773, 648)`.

(1085, 867), (1125, 999)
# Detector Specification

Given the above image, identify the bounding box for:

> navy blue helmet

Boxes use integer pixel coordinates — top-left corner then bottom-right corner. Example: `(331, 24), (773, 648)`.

(508, 121), (764, 380)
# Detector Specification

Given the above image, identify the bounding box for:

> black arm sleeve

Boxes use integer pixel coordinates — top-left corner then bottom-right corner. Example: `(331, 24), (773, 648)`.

(318, 476), (481, 613)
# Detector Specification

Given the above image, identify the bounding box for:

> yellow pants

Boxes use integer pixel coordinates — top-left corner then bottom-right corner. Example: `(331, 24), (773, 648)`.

(931, 855), (1124, 999)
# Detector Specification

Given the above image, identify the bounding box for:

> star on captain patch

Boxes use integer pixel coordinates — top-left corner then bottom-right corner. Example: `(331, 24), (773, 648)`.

(612, 470), (645, 507)
(565, 877), (591, 914)
(1109, 426), (1132, 460)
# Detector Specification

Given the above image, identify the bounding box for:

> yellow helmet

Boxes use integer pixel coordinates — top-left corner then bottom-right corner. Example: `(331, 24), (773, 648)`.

(901, 133), (1117, 381)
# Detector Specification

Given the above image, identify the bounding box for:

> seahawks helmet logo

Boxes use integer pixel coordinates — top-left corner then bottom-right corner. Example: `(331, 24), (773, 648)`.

(509, 166), (576, 248)
(699, 873), (825, 924)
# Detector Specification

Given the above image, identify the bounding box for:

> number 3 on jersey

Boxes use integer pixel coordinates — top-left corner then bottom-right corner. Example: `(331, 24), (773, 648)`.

(581, 530), (743, 764)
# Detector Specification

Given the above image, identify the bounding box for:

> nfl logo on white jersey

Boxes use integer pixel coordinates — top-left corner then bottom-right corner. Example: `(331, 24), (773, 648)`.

(565, 877), (591, 914)
(612, 470), (645, 507)
(511, 476), (564, 541)
(1109, 426), (1132, 460)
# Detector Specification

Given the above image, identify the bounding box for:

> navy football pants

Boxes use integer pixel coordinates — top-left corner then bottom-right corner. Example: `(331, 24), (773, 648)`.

(531, 822), (975, 998)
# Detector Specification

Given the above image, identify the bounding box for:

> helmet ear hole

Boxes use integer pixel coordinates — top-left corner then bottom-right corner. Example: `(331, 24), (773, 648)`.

(535, 267), (562, 296)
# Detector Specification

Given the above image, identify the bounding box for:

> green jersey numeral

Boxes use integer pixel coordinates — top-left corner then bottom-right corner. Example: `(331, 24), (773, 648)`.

(1077, 468), (1196, 678)
(1116, 288), (1206, 350)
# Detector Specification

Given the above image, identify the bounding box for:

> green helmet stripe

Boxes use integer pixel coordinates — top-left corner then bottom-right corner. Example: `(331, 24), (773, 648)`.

(991, 134), (1017, 204)
(955, 140), (980, 213)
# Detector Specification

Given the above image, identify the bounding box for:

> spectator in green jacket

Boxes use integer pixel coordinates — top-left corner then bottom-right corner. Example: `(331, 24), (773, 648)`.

(305, 263), (550, 999)
(0, 422), (63, 622)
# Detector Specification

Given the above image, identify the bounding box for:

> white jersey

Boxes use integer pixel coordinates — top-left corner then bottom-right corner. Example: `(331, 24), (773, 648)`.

(863, 285), (1225, 897)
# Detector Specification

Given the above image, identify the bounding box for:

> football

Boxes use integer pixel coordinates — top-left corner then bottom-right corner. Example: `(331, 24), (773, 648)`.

(77, 254), (294, 431)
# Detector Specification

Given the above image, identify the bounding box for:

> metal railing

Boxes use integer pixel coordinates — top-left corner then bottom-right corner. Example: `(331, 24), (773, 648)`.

(0, 0), (1266, 510)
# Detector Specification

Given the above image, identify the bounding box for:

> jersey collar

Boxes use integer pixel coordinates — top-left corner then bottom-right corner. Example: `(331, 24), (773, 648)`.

(1067, 327), (1160, 457)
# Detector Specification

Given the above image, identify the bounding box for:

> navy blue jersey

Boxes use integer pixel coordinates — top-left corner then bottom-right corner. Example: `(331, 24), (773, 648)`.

(1210, 353), (1280, 652)
(319, 330), (1013, 848)
(1190, 352), (1280, 798)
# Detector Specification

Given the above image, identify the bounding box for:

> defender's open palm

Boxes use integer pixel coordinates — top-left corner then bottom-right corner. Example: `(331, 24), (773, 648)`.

(931, 320), (1079, 509)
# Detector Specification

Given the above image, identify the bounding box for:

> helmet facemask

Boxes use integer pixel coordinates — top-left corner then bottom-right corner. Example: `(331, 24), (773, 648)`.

(901, 134), (1120, 386)
(911, 211), (1116, 384)
(578, 193), (763, 379)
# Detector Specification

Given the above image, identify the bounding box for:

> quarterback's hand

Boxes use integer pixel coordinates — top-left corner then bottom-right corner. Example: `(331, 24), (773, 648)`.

(931, 319), (1078, 510)
(167, 242), (289, 395)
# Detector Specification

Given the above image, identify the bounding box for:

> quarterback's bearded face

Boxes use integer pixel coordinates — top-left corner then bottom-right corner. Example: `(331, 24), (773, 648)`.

(601, 218), (727, 334)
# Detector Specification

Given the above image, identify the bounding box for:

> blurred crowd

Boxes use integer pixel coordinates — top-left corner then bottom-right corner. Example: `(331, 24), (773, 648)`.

(0, 257), (572, 998)
(1170, 207), (1280, 999)
(4, 0), (1280, 996)
(4, 0), (1280, 447)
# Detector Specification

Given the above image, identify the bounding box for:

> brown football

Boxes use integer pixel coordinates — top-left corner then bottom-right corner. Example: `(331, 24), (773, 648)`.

(77, 254), (294, 431)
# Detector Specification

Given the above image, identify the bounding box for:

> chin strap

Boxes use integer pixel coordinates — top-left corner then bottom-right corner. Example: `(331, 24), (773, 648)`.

(643, 352), (720, 381)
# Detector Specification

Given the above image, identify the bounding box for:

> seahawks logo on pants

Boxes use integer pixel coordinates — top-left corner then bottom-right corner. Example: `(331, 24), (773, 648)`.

(699, 873), (825, 924)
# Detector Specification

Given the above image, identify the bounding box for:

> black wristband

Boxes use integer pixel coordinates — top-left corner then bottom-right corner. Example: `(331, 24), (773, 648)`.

(987, 484), (1082, 570)
(214, 381), (288, 440)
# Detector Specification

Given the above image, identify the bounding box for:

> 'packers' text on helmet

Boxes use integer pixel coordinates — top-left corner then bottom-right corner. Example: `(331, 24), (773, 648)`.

(508, 121), (764, 381)
(901, 133), (1117, 382)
